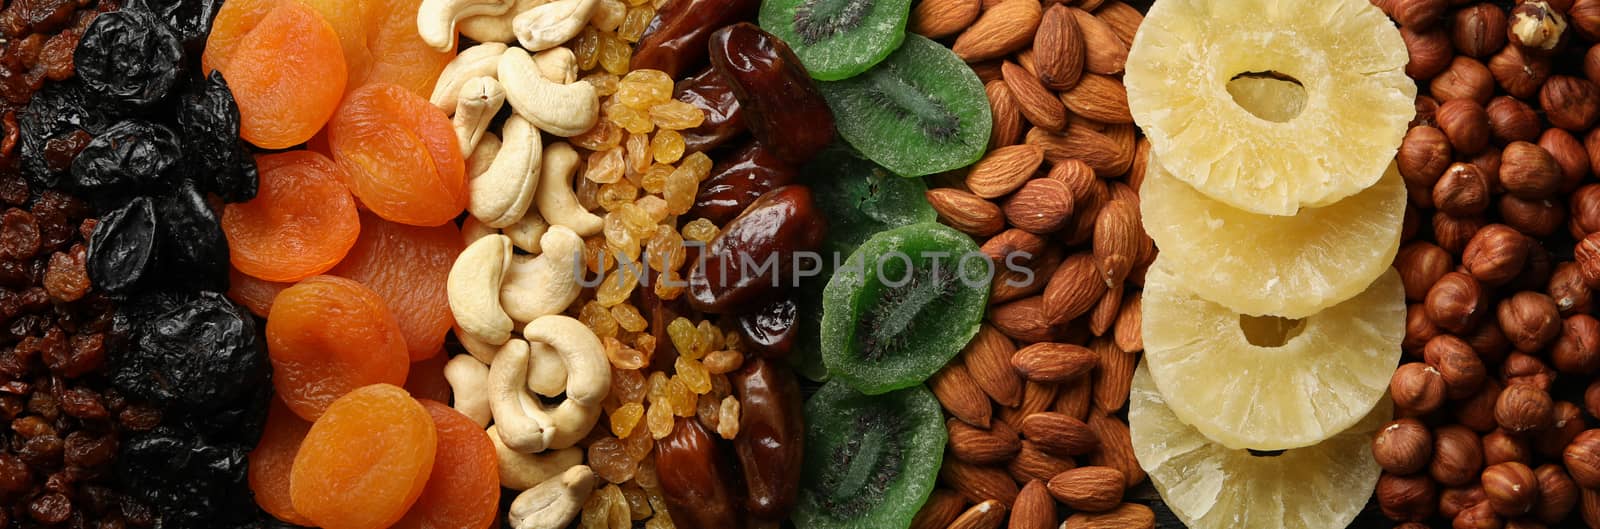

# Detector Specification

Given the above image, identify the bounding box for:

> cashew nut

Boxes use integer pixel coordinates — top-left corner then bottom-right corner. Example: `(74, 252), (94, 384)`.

(448, 234), (515, 346)
(453, 76), (506, 157)
(505, 209), (550, 254)
(532, 47), (578, 84)
(523, 315), (610, 406)
(534, 142), (603, 236)
(444, 354), (493, 427)
(468, 132), (501, 181)
(459, 0), (547, 43)
(527, 339), (569, 398)
(417, 0), (515, 52)
(489, 425), (585, 489)
(471, 115), (542, 228)
(499, 48), (599, 137)
(488, 320), (607, 452)
(501, 226), (584, 324)
(511, 0), (598, 51)
(431, 42), (509, 113)
(455, 323), (504, 365)
(508, 465), (595, 529)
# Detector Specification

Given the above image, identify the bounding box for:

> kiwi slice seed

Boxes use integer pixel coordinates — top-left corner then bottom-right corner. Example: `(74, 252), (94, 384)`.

(795, 380), (945, 529)
(758, 0), (911, 81)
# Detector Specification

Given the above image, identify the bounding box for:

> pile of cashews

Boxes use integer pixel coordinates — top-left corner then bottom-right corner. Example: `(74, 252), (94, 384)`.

(419, 1), (618, 527)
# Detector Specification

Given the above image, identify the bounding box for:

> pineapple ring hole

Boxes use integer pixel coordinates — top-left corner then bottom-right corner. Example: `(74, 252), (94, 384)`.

(1238, 314), (1307, 347)
(1226, 71), (1307, 123)
(1246, 448), (1288, 458)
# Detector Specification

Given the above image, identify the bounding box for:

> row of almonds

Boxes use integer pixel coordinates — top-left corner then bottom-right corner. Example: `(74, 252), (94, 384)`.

(907, 1), (1161, 529)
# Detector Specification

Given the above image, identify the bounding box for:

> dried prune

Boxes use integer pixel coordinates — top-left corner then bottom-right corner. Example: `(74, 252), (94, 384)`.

(86, 197), (157, 295)
(690, 141), (797, 225)
(129, 0), (224, 51)
(739, 296), (798, 358)
(118, 427), (256, 529)
(112, 290), (266, 417)
(16, 81), (115, 186)
(155, 180), (228, 289)
(676, 67), (745, 154)
(708, 23), (835, 165)
(176, 71), (256, 203)
(74, 9), (183, 107)
(70, 119), (182, 195)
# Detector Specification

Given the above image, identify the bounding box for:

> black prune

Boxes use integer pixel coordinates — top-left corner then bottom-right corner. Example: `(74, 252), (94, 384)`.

(127, 0), (225, 52)
(74, 9), (184, 108)
(175, 71), (256, 202)
(154, 180), (228, 289)
(739, 295), (798, 358)
(16, 81), (116, 187)
(112, 291), (266, 417)
(117, 427), (254, 529)
(70, 120), (183, 195)
(86, 197), (158, 295)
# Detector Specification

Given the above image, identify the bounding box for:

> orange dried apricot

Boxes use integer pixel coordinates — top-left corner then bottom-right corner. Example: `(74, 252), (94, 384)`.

(249, 398), (314, 526)
(327, 83), (467, 227)
(404, 354), (452, 403)
(267, 276), (409, 421)
(227, 266), (291, 317)
(290, 384), (436, 529)
(329, 211), (460, 361)
(390, 400), (500, 529)
(297, 0), (452, 97)
(202, 0), (347, 149)
(223, 151), (360, 283)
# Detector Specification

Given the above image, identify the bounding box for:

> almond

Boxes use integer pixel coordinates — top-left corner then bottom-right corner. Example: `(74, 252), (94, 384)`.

(1090, 338), (1135, 412)
(948, 419), (1022, 464)
(1003, 178), (1075, 234)
(911, 490), (968, 529)
(1068, 8), (1127, 75)
(1035, 5), (1085, 91)
(967, 144), (1045, 198)
(1009, 481), (1055, 529)
(1008, 441), (1077, 483)
(1093, 199), (1139, 286)
(1127, 137), (1150, 189)
(1088, 283), (1123, 336)
(940, 460), (1021, 506)
(1012, 342), (1098, 383)
(1113, 292), (1143, 353)
(986, 81), (1025, 150)
(992, 246), (1060, 305)
(953, 0), (1043, 62)
(947, 500), (1006, 529)
(1026, 126), (1128, 177)
(963, 325), (1025, 407)
(1047, 466), (1126, 512)
(1064, 176), (1108, 246)
(1022, 411), (1100, 456)
(1086, 412), (1144, 488)
(989, 296), (1060, 343)
(928, 188), (1006, 236)
(1094, 1), (1143, 45)
(931, 362), (994, 428)
(1062, 73), (1133, 124)
(1054, 379), (1094, 420)
(981, 228), (1048, 265)
(1000, 380), (1060, 431)
(1002, 61), (1067, 132)
(1063, 503), (1155, 529)
(909, 0), (981, 39)
(1043, 253), (1107, 324)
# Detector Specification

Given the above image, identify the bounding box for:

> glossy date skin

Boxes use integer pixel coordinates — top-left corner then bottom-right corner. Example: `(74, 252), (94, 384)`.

(708, 23), (835, 165)
(738, 296), (797, 358)
(631, 0), (757, 78)
(655, 418), (743, 529)
(730, 358), (804, 519)
(690, 141), (796, 226)
(687, 185), (827, 314)
(675, 68), (744, 154)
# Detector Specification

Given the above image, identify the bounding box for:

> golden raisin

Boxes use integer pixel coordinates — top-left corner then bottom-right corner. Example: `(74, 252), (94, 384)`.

(651, 130), (685, 164)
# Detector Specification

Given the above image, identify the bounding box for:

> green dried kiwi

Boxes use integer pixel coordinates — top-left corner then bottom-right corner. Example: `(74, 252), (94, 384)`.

(805, 147), (936, 256)
(795, 380), (945, 529)
(757, 0), (910, 81)
(819, 34), (990, 177)
(822, 222), (989, 394)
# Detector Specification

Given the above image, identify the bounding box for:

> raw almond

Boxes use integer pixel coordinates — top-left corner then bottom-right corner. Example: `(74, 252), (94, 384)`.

(940, 460), (1021, 506)
(1086, 412), (1144, 488)
(947, 500), (1006, 529)
(1068, 8), (1127, 75)
(1012, 342), (1098, 383)
(1093, 199), (1139, 286)
(1094, 1), (1143, 45)
(1071, 0), (1107, 9)
(1054, 378), (1093, 420)
(1113, 293), (1142, 353)
(1127, 137), (1150, 190)
(1008, 441), (1077, 483)
(967, 144), (1045, 198)
(1009, 481), (1055, 529)
(1043, 253), (1106, 324)
(981, 228), (1048, 265)
(1026, 127), (1126, 177)
(1063, 503), (1155, 529)
(1021, 411), (1100, 456)
(1002, 61), (1067, 132)
(953, 0), (1043, 62)
(973, 60), (1005, 84)
(963, 325), (1025, 407)
(931, 363), (994, 428)
(1015, 49), (1038, 76)
(989, 296), (1059, 343)
(1046, 466), (1126, 512)
(999, 380), (1059, 431)
(1088, 282), (1123, 336)
(928, 188), (1007, 236)
(1064, 177), (1108, 246)
(948, 418), (1022, 464)
(1090, 338), (1135, 411)
(1061, 73), (1133, 124)
(909, 0), (981, 39)
(1002, 178), (1075, 234)
(910, 490), (968, 529)
(991, 247), (1060, 305)
(1047, 158), (1100, 201)
(1035, 5), (1085, 91)
(985, 81), (1025, 150)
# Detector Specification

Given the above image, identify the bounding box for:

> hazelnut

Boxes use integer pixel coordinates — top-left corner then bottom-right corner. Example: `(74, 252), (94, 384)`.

(1499, 196), (1566, 238)
(1454, 4), (1509, 58)
(1399, 125), (1455, 189)
(1548, 262), (1593, 315)
(1432, 57), (1496, 104)
(1470, 146), (1504, 191)
(1497, 291), (1562, 352)
(1538, 401), (1585, 458)
(1405, 303), (1442, 355)
(1397, 242), (1454, 300)
(1393, 0), (1448, 29)
(1466, 322), (1512, 365)
(1415, 95), (1441, 128)
(1458, 379), (1505, 432)
(1425, 335), (1487, 399)
(1568, 429), (1600, 488)
(1534, 464), (1578, 525)
(1551, 314), (1600, 374)
(1482, 461), (1540, 517)
(1378, 472), (1438, 522)
(1489, 44), (1554, 99)
(1433, 213), (1489, 255)
(1487, 96), (1543, 144)
(1570, 184), (1600, 237)
(1435, 163), (1492, 216)
(1404, 27), (1456, 80)
(1588, 380), (1600, 419)
(1427, 271), (1486, 333)
(1537, 128), (1589, 191)
(1441, 485), (1488, 519)
(1438, 99), (1493, 154)
(1374, 418), (1434, 475)
(1494, 383), (1554, 432)
(1574, 0), (1600, 40)
(1483, 429), (1533, 466)
(1463, 224), (1531, 285)
(1541, 75), (1600, 132)
(1432, 425), (1486, 487)
(1501, 352), (1556, 390)
(1584, 489), (1600, 529)
(1512, 245), (1554, 293)
(1393, 362), (1448, 415)
(1500, 141), (1562, 199)
(1509, 0), (1570, 52)
(1575, 232), (1600, 287)
(1454, 500), (1502, 529)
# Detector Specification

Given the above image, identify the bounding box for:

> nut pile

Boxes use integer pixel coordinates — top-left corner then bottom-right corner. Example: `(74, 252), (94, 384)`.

(910, 1), (1158, 528)
(1376, 0), (1600, 527)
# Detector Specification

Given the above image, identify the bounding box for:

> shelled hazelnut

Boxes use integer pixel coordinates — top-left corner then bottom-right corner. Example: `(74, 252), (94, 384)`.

(1431, 425), (1486, 486)
(1483, 461), (1540, 517)
(1375, 418), (1435, 474)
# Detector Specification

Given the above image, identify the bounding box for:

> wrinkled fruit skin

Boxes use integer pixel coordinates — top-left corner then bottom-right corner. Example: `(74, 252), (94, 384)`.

(112, 290), (267, 418)
(70, 119), (182, 195)
(675, 67), (745, 154)
(156, 179), (229, 290)
(128, 0), (225, 51)
(738, 295), (797, 357)
(86, 196), (157, 295)
(655, 418), (743, 529)
(17, 81), (119, 188)
(688, 185), (827, 314)
(731, 358), (805, 519)
(118, 426), (259, 529)
(631, 0), (758, 78)
(691, 141), (797, 226)
(73, 9), (184, 108)
(708, 23), (835, 165)
(176, 71), (257, 203)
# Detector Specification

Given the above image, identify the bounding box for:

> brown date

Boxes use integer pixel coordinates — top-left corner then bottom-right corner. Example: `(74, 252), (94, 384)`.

(676, 68), (746, 154)
(709, 23), (836, 165)
(688, 185), (827, 313)
(731, 358), (805, 520)
(691, 141), (798, 225)
(630, 0), (758, 78)
(738, 295), (797, 358)
(655, 418), (743, 529)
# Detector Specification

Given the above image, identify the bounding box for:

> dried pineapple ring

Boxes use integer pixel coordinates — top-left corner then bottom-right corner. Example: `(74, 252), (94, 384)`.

(1130, 363), (1385, 529)
(1125, 0), (1415, 215)
(1139, 157), (1405, 319)
(1141, 258), (1402, 450)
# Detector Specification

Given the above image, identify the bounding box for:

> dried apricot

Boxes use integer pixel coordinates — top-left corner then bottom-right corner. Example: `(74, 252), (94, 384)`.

(327, 83), (467, 227)
(330, 211), (460, 361)
(267, 276), (409, 420)
(202, 0), (347, 149)
(223, 151), (360, 283)
(390, 400), (500, 529)
(249, 398), (314, 526)
(290, 384), (436, 529)
(404, 354), (452, 403)
(227, 265), (292, 317)
(298, 0), (453, 97)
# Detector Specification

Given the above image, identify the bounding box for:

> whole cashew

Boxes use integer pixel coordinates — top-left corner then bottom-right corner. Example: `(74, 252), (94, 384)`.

(512, 0), (598, 51)
(455, 323), (504, 365)
(527, 339), (569, 398)
(533, 142), (603, 236)
(532, 47), (578, 84)
(444, 354), (493, 427)
(508, 465), (596, 529)
(417, 0), (514, 52)
(448, 234), (515, 346)
(471, 115), (542, 228)
(500, 226), (584, 324)
(431, 42), (508, 113)
(499, 48), (599, 137)
(467, 131), (501, 181)
(453, 76), (506, 157)
(459, 0), (547, 43)
(461, 215), (498, 247)
(488, 425), (584, 490)
(505, 209), (550, 254)
(523, 315), (610, 406)
(488, 321), (607, 452)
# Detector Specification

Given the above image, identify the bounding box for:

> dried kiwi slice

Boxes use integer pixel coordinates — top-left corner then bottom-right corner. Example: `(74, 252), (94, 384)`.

(758, 0), (910, 81)
(822, 222), (989, 394)
(805, 147), (936, 256)
(819, 35), (990, 177)
(796, 380), (945, 529)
